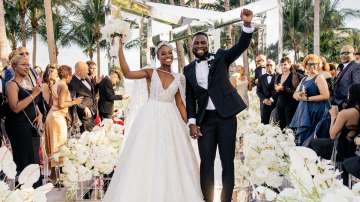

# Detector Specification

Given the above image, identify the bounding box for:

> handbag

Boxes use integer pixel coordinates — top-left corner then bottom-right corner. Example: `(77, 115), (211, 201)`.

(69, 106), (82, 137)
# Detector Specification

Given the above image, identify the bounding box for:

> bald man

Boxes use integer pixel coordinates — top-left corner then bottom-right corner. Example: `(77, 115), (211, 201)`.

(332, 45), (360, 110)
(69, 61), (97, 132)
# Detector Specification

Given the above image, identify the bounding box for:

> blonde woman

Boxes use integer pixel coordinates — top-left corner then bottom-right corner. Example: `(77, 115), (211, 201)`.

(290, 54), (330, 145)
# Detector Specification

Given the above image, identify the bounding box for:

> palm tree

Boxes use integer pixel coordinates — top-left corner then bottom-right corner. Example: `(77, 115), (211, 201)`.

(43, 0), (57, 64)
(4, 1), (21, 50)
(28, 0), (44, 66)
(76, 0), (105, 76)
(313, 0), (320, 55)
(0, 0), (7, 60)
(14, 0), (30, 47)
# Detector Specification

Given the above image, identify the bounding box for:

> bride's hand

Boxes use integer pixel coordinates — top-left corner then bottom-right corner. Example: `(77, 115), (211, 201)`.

(190, 124), (201, 139)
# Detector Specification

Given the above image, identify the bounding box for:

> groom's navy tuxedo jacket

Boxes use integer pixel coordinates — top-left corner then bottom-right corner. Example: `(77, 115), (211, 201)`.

(184, 31), (252, 125)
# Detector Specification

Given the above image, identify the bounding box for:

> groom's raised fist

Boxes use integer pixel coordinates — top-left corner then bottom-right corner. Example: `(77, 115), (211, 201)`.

(241, 9), (253, 27)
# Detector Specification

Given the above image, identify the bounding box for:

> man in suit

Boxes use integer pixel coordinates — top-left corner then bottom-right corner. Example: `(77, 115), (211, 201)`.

(257, 59), (276, 124)
(332, 45), (360, 110)
(87, 60), (100, 94)
(254, 54), (267, 84)
(69, 61), (97, 132)
(356, 52), (360, 64)
(98, 70), (123, 120)
(184, 9), (253, 202)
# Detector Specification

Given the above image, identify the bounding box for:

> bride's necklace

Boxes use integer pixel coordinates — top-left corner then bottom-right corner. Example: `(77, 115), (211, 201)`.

(157, 68), (172, 75)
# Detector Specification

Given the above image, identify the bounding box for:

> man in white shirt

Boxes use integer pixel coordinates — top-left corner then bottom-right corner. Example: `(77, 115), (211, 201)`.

(184, 9), (254, 202)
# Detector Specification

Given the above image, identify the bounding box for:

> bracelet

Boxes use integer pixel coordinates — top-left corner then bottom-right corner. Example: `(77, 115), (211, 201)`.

(29, 94), (34, 100)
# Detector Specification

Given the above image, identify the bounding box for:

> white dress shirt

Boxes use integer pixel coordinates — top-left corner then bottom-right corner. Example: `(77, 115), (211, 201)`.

(188, 25), (254, 126)
(75, 75), (92, 91)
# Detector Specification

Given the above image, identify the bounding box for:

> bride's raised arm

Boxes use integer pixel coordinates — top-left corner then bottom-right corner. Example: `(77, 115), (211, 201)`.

(119, 36), (150, 80)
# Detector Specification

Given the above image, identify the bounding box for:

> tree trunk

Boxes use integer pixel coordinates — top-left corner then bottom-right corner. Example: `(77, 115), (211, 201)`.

(313, 0), (320, 55)
(96, 40), (101, 77)
(0, 0), (7, 60)
(20, 11), (27, 47)
(44, 0), (57, 64)
(32, 29), (37, 66)
(169, 0), (186, 72)
(277, 0), (283, 63)
(240, 0), (249, 76)
(224, 0), (232, 48)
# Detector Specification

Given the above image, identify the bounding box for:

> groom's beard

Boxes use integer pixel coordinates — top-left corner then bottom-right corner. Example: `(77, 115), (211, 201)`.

(193, 49), (209, 61)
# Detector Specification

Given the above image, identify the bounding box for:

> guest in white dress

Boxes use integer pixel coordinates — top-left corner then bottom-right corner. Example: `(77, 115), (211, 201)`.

(231, 66), (249, 108)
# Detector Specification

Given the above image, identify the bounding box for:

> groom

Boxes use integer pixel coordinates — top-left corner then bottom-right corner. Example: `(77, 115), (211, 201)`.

(184, 9), (253, 202)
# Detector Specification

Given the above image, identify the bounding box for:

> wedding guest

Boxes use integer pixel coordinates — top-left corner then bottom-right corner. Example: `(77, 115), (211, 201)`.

(41, 64), (58, 115)
(87, 61), (100, 94)
(254, 54), (266, 84)
(98, 69), (124, 120)
(310, 84), (360, 160)
(5, 54), (42, 186)
(329, 63), (337, 78)
(69, 61), (97, 132)
(231, 66), (249, 107)
(274, 57), (303, 129)
(332, 45), (360, 110)
(257, 59), (276, 124)
(45, 65), (82, 180)
(34, 65), (43, 78)
(355, 52), (360, 63)
(290, 54), (330, 145)
(342, 136), (360, 186)
(319, 56), (334, 93)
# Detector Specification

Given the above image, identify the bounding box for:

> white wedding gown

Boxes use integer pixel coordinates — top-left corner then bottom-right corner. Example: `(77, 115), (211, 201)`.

(103, 70), (204, 202)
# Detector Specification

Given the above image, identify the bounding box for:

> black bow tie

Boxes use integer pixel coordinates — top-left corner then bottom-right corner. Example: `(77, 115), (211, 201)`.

(81, 79), (86, 81)
(196, 58), (207, 63)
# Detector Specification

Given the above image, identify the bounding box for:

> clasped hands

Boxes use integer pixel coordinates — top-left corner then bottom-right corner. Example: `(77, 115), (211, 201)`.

(189, 124), (202, 139)
(262, 98), (273, 106)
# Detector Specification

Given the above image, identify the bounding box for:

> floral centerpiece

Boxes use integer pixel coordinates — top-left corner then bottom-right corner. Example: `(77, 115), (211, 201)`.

(57, 119), (125, 198)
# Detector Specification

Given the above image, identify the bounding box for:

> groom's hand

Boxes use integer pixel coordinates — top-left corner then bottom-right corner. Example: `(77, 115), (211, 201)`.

(241, 9), (253, 27)
(189, 124), (202, 139)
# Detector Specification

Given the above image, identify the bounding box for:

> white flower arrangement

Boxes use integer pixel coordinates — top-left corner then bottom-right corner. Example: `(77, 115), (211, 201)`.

(58, 119), (125, 190)
(0, 146), (53, 202)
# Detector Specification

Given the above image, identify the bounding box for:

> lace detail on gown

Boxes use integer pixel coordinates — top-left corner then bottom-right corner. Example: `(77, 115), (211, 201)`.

(102, 69), (203, 202)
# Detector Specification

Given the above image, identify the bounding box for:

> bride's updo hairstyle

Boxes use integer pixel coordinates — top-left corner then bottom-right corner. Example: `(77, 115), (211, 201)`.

(155, 41), (173, 58)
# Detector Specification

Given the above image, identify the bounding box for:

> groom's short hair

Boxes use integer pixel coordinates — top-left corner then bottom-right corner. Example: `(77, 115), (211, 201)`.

(193, 32), (208, 40)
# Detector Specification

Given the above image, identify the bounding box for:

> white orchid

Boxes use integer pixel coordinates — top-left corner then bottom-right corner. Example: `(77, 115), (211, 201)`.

(0, 146), (53, 202)
(18, 164), (40, 189)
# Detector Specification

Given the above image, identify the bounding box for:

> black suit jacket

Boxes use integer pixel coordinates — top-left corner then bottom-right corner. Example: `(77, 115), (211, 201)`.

(254, 66), (265, 81)
(98, 76), (122, 115)
(68, 76), (97, 119)
(184, 31), (252, 125)
(256, 74), (276, 102)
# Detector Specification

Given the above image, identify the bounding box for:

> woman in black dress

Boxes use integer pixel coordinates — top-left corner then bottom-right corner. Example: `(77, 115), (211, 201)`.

(274, 57), (303, 129)
(5, 54), (42, 183)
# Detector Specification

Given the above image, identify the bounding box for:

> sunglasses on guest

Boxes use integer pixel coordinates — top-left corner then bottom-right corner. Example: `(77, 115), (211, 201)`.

(340, 51), (352, 56)
(307, 62), (318, 67)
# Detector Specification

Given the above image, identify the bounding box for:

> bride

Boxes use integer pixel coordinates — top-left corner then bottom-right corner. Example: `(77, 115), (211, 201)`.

(102, 37), (204, 202)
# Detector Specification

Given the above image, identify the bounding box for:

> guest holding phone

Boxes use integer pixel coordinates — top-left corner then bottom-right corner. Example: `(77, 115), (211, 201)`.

(5, 54), (43, 187)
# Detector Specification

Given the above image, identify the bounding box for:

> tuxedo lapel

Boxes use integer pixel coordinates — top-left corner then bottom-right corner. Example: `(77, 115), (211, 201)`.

(335, 61), (354, 85)
(187, 62), (198, 87)
(207, 54), (217, 87)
